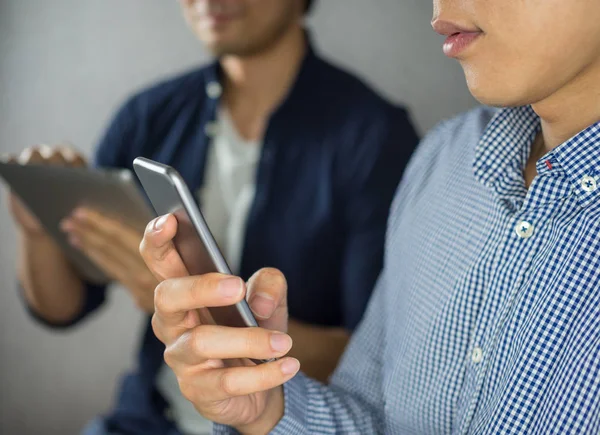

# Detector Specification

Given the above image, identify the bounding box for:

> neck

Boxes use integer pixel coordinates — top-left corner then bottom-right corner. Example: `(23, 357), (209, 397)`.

(531, 60), (600, 152)
(220, 24), (306, 120)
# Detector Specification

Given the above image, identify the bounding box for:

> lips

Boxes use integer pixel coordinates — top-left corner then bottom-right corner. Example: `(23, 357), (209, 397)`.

(432, 19), (482, 58)
(194, 1), (242, 15)
(191, 0), (243, 23)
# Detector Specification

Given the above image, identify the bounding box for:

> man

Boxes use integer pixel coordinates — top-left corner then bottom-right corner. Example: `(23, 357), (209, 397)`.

(142, 0), (600, 433)
(8, 0), (418, 434)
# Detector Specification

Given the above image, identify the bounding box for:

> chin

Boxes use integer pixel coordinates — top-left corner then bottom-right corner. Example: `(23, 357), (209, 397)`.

(463, 68), (536, 108)
(202, 41), (228, 56)
(196, 33), (233, 56)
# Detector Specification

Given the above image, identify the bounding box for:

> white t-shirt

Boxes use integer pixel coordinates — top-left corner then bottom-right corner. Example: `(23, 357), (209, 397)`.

(156, 108), (262, 435)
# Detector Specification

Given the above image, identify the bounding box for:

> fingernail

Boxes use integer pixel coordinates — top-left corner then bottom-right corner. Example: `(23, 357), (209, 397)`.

(153, 215), (168, 232)
(73, 208), (86, 220)
(280, 358), (300, 376)
(68, 235), (80, 248)
(249, 292), (276, 319)
(39, 145), (52, 159)
(60, 219), (73, 232)
(218, 277), (243, 298)
(270, 333), (292, 353)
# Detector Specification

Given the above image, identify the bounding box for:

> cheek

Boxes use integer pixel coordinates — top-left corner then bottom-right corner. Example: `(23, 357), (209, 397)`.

(465, 0), (600, 105)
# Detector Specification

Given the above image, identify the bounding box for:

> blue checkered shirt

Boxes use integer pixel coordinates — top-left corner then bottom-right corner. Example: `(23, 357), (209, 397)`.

(215, 106), (600, 434)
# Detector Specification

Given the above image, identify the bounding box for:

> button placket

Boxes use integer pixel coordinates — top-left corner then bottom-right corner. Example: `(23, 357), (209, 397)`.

(515, 220), (534, 239)
(471, 347), (483, 364)
(204, 121), (220, 137)
(461, 211), (543, 433)
(206, 81), (222, 99)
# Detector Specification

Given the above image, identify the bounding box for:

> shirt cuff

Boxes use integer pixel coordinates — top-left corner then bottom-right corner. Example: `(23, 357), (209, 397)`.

(212, 373), (310, 435)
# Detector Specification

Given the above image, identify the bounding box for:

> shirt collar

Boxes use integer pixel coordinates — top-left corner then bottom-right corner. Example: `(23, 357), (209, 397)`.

(203, 29), (319, 107)
(473, 106), (540, 191)
(542, 121), (600, 207)
(474, 106), (600, 207)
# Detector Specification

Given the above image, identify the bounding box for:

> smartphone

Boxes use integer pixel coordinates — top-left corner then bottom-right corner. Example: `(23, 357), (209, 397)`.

(132, 157), (261, 333)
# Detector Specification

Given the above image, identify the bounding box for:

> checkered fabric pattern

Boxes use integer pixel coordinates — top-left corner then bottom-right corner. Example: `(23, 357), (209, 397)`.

(215, 106), (600, 434)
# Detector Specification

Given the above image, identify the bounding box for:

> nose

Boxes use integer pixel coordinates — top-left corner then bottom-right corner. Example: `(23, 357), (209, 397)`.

(431, 0), (476, 34)
(432, 0), (444, 22)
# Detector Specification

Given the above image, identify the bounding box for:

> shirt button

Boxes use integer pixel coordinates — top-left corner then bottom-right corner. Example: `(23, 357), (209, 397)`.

(515, 220), (534, 239)
(581, 175), (597, 192)
(206, 81), (223, 99)
(204, 121), (220, 137)
(471, 347), (483, 364)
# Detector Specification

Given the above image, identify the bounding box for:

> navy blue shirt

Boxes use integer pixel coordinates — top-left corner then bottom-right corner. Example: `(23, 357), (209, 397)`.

(27, 43), (418, 434)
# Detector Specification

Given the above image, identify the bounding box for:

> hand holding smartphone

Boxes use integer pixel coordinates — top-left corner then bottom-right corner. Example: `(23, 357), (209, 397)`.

(133, 157), (265, 343)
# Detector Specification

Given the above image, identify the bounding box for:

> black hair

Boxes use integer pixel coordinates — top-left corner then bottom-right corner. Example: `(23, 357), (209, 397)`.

(305, 0), (316, 14)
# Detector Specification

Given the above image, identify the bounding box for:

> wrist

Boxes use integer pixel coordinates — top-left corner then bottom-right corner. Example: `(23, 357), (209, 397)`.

(236, 387), (285, 435)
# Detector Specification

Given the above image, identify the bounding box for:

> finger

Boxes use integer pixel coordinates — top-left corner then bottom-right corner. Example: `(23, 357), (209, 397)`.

(1, 154), (17, 164)
(65, 218), (119, 256)
(63, 211), (142, 271)
(74, 232), (156, 302)
(70, 208), (141, 252)
(152, 306), (203, 345)
(165, 324), (292, 366)
(40, 145), (68, 165)
(154, 274), (245, 324)
(140, 214), (188, 280)
(184, 357), (300, 403)
(18, 147), (44, 165)
(67, 224), (147, 278)
(72, 235), (124, 282)
(58, 144), (86, 167)
(246, 268), (289, 333)
(67, 209), (141, 259)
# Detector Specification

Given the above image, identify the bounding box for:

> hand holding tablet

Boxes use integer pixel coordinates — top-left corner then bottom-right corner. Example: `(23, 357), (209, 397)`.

(1, 145), (153, 283)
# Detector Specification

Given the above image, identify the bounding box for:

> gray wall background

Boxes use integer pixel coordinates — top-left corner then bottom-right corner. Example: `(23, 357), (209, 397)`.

(0, 1), (476, 433)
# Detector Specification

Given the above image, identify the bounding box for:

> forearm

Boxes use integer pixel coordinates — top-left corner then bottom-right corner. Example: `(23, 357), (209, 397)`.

(287, 319), (350, 383)
(18, 231), (85, 324)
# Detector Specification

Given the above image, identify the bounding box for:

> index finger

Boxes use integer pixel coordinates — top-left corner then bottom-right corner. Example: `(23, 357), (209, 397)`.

(18, 147), (44, 165)
(70, 208), (141, 247)
(57, 144), (86, 167)
(154, 273), (245, 324)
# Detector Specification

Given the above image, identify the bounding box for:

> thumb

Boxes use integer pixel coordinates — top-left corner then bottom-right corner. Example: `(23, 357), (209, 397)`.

(139, 214), (189, 281)
(246, 268), (289, 333)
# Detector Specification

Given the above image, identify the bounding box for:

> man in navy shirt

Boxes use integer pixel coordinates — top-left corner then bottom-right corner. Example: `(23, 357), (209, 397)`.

(7, 0), (417, 433)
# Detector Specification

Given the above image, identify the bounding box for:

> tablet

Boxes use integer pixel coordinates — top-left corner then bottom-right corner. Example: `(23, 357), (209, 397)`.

(0, 162), (154, 283)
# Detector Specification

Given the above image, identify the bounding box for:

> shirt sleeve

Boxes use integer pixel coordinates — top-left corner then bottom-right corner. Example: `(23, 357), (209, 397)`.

(19, 281), (108, 329)
(213, 271), (391, 434)
(336, 106), (419, 330)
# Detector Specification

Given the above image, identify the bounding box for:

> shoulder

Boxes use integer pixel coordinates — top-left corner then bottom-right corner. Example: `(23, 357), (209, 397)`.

(387, 106), (496, 225)
(311, 56), (419, 164)
(95, 65), (213, 168)
(118, 65), (210, 119)
(410, 106), (497, 168)
(316, 58), (405, 118)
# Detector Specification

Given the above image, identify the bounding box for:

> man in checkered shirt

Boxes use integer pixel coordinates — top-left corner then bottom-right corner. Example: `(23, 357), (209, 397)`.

(141, 0), (600, 433)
